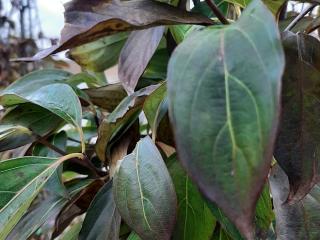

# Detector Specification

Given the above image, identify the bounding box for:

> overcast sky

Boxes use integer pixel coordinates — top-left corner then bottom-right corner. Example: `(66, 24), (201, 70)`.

(36, 0), (70, 38)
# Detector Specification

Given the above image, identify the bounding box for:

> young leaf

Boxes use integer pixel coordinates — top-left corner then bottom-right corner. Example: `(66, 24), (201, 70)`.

(79, 181), (121, 240)
(0, 156), (64, 239)
(269, 165), (320, 240)
(167, 155), (216, 240)
(19, 0), (213, 60)
(113, 137), (177, 240)
(119, 27), (165, 93)
(274, 32), (320, 203)
(167, 0), (284, 237)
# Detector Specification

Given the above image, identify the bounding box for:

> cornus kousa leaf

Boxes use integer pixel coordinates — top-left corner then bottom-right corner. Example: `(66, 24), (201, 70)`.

(17, 0), (213, 61)
(167, 0), (284, 238)
(113, 137), (177, 240)
(275, 32), (320, 203)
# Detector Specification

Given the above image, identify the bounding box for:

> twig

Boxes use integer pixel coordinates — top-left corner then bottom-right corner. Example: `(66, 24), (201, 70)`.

(205, 0), (229, 25)
(34, 134), (67, 156)
(285, 3), (317, 31)
(34, 134), (106, 177)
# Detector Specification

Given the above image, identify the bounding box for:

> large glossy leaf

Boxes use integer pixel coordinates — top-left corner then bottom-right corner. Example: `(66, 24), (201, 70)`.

(0, 156), (63, 239)
(96, 85), (158, 162)
(274, 32), (320, 202)
(119, 27), (165, 93)
(168, 155), (216, 240)
(79, 181), (121, 240)
(113, 137), (177, 240)
(1, 83), (82, 127)
(167, 0), (284, 237)
(69, 33), (128, 72)
(21, 0), (213, 61)
(0, 69), (71, 97)
(7, 179), (92, 240)
(269, 164), (320, 240)
(0, 76), (84, 151)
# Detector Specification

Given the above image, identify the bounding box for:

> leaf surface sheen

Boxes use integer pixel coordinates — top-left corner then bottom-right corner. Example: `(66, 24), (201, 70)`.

(167, 0), (284, 238)
(113, 137), (177, 240)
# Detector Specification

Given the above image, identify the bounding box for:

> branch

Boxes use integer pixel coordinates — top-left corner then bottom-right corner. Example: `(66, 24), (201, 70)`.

(205, 0), (229, 25)
(34, 134), (106, 177)
(285, 3), (317, 31)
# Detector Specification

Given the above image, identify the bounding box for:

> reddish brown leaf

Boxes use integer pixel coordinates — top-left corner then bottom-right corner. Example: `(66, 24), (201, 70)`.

(119, 26), (165, 93)
(16, 0), (213, 61)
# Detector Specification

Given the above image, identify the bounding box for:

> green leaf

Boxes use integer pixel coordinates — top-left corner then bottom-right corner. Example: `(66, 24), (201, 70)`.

(128, 232), (142, 240)
(270, 165), (320, 240)
(142, 48), (169, 80)
(0, 103), (63, 151)
(6, 179), (92, 240)
(0, 156), (63, 239)
(275, 32), (320, 203)
(262, 0), (286, 15)
(33, 131), (69, 198)
(167, 155), (216, 240)
(211, 225), (233, 240)
(192, 0), (229, 17)
(0, 69), (71, 100)
(79, 181), (121, 240)
(0, 124), (33, 152)
(143, 82), (168, 141)
(69, 33), (128, 72)
(96, 85), (158, 162)
(56, 218), (83, 240)
(206, 202), (243, 240)
(113, 137), (177, 240)
(84, 83), (127, 112)
(224, 0), (250, 8)
(68, 72), (106, 88)
(167, 0), (284, 237)
(169, 25), (205, 44)
(0, 80), (84, 151)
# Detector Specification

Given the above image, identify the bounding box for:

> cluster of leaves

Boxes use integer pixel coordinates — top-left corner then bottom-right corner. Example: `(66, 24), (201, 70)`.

(1, 0), (320, 239)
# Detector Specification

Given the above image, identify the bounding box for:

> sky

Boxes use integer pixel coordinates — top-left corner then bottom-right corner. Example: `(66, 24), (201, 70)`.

(36, 0), (70, 38)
